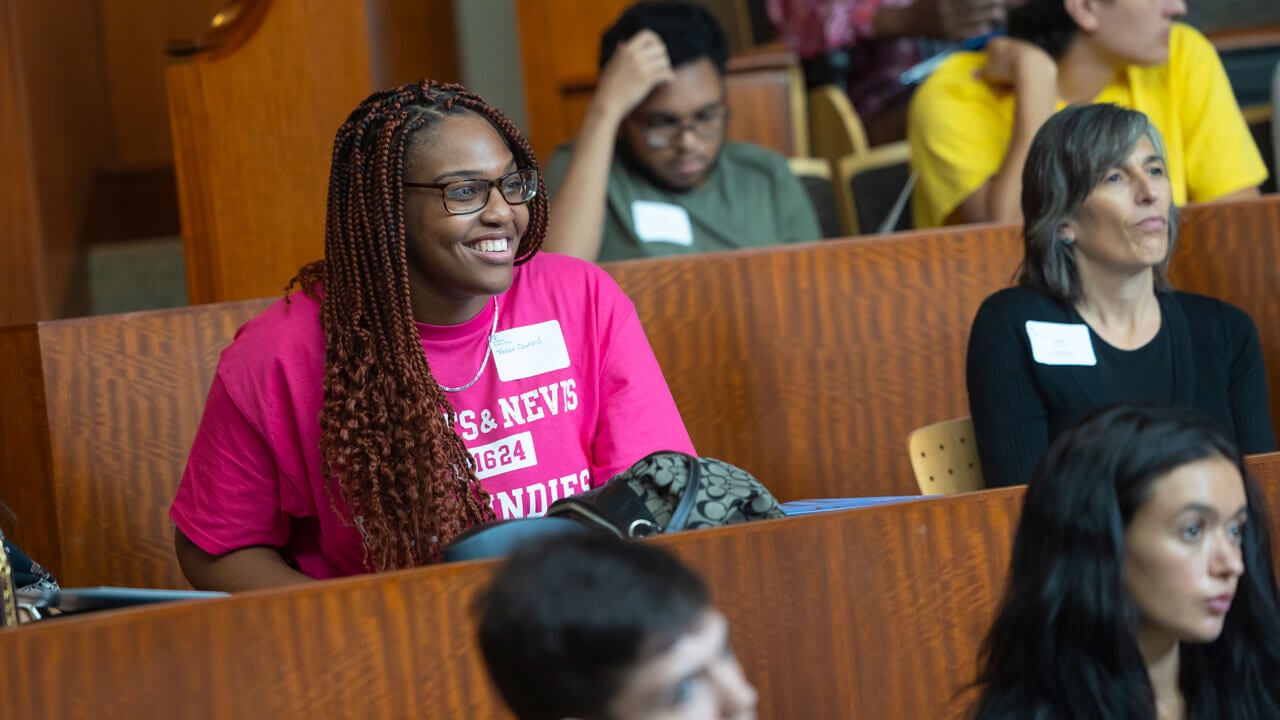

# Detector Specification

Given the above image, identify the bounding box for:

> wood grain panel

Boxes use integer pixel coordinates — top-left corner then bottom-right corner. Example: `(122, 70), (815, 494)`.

(0, 0), (47, 325)
(367, 0), (461, 88)
(0, 300), (272, 589)
(1170, 194), (1280, 439)
(5, 196), (1279, 592)
(1, 0), (112, 322)
(2, 457), (1278, 719)
(0, 325), (61, 578)
(167, 0), (374, 304)
(516, 0), (627, 161)
(607, 225), (1026, 500)
(0, 489), (1020, 720)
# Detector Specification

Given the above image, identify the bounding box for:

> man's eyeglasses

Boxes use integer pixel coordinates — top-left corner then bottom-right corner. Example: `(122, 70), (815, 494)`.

(404, 168), (539, 215)
(641, 104), (727, 149)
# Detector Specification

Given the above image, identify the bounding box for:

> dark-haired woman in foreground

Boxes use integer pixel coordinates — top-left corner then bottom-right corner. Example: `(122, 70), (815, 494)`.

(967, 103), (1275, 487)
(973, 404), (1280, 719)
(170, 81), (693, 590)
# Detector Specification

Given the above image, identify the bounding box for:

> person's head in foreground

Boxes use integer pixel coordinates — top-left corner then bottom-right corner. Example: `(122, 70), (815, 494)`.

(600, 0), (729, 192)
(1018, 103), (1177, 304)
(476, 533), (758, 720)
(291, 80), (547, 568)
(973, 403), (1280, 718)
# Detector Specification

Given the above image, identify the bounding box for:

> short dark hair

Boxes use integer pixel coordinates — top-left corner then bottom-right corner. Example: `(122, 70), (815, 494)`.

(599, 0), (729, 73)
(1007, 0), (1080, 59)
(1018, 104), (1177, 303)
(476, 534), (710, 720)
(973, 404), (1280, 718)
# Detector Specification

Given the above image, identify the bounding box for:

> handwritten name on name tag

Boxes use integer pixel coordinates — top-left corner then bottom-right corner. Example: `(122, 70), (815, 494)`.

(1025, 320), (1097, 366)
(492, 320), (571, 381)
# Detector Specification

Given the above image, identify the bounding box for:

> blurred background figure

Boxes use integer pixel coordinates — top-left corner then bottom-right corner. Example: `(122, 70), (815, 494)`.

(768, 0), (1009, 144)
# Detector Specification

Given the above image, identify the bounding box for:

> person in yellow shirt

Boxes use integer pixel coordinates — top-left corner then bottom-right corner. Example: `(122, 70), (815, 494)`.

(908, 0), (1267, 228)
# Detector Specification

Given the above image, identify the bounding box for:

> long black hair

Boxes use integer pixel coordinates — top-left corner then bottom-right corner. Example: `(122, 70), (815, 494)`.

(972, 404), (1280, 719)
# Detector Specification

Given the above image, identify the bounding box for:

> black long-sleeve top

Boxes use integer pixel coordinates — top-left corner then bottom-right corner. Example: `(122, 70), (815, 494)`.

(967, 287), (1276, 487)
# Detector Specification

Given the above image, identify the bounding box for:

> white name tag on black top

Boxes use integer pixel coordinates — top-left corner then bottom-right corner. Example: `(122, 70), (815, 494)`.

(631, 200), (694, 246)
(1025, 320), (1097, 366)
(492, 320), (571, 381)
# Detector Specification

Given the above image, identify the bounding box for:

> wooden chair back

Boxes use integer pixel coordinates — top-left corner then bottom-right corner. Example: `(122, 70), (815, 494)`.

(0, 300), (272, 587)
(808, 84), (870, 165)
(1169, 195), (1280, 434)
(605, 223), (1025, 501)
(909, 417), (985, 495)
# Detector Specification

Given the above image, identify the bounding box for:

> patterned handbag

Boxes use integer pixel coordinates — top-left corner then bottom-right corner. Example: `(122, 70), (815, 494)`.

(546, 451), (785, 538)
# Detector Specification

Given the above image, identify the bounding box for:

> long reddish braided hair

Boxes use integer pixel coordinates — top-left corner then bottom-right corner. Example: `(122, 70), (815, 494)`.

(289, 80), (548, 569)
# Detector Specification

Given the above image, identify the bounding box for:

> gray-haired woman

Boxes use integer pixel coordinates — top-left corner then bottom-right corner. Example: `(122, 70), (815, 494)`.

(966, 103), (1275, 488)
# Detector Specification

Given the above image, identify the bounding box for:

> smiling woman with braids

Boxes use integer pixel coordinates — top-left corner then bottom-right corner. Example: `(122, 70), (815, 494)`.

(170, 81), (694, 589)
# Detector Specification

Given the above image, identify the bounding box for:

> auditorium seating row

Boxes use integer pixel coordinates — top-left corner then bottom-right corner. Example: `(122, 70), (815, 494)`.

(1, 195), (1279, 717)
(1, 194), (1278, 592)
(2, 455), (1279, 719)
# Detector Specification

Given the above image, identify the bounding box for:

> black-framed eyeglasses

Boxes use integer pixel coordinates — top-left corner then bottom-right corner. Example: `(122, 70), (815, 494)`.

(404, 168), (539, 215)
(641, 104), (727, 149)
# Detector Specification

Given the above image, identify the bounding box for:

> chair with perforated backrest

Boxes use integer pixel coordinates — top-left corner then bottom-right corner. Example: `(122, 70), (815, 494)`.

(908, 417), (985, 495)
(786, 156), (844, 238)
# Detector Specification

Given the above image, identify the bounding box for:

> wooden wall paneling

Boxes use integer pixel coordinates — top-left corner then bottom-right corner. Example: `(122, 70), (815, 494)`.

(96, 0), (171, 170)
(2, 0), (113, 321)
(166, 0), (375, 305)
(606, 225), (1027, 500)
(366, 0), (461, 88)
(0, 0), (48, 325)
(1171, 194), (1280, 436)
(515, 0), (628, 161)
(0, 324), (61, 579)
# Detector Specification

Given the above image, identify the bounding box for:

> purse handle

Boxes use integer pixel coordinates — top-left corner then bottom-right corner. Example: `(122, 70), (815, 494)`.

(665, 453), (702, 532)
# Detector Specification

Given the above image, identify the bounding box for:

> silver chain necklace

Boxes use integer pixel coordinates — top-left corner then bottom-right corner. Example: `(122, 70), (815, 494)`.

(438, 297), (499, 393)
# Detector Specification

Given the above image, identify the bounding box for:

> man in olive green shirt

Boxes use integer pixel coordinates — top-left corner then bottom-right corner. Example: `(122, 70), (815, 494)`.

(543, 0), (822, 263)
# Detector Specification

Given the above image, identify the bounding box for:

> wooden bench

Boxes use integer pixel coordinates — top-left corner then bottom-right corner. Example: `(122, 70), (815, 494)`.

(1, 196), (1277, 589)
(3, 453), (1278, 719)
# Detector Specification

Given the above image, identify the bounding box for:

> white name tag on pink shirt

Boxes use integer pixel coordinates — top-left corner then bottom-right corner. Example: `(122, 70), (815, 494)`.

(492, 320), (571, 381)
(1025, 320), (1097, 366)
(631, 200), (694, 246)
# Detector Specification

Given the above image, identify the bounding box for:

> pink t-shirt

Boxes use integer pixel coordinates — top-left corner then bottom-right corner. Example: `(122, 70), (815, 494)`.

(171, 252), (694, 578)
